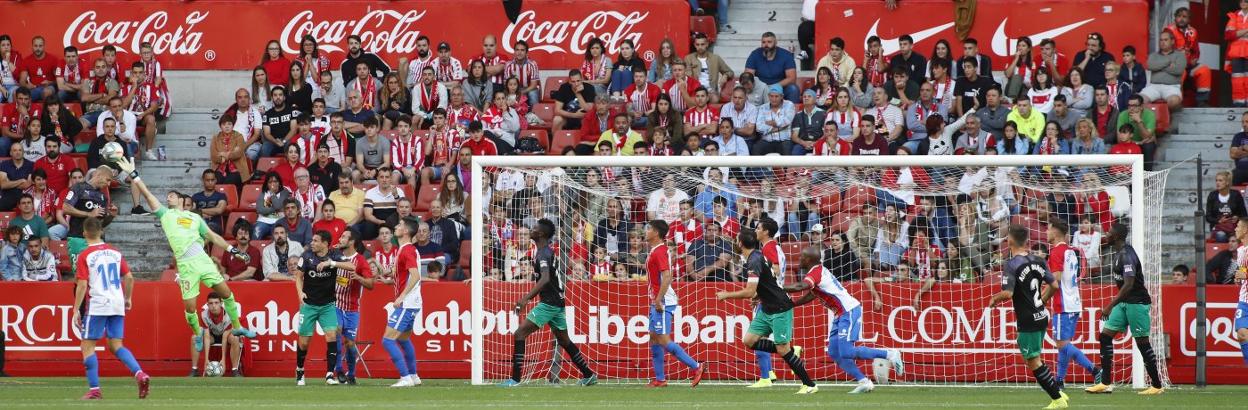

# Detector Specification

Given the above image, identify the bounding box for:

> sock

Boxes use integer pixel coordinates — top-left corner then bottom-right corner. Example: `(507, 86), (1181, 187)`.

(346, 345), (359, 377)
(1032, 364), (1063, 400)
(382, 338), (410, 377)
(664, 342), (699, 369)
(1241, 341), (1248, 366)
(1136, 338), (1163, 389)
(510, 339), (526, 382)
(558, 340), (595, 378)
(113, 347), (142, 375)
(184, 311), (202, 335)
(398, 339), (417, 376)
(750, 339), (778, 353)
(334, 334), (344, 374)
(222, 294), (243, 329)
(782, 349), (815, 387)
(84, 354), (100, 388)
(1067, 343), (1096, 374)
(1098, 333), (1114, 384)
(649, 344), (666, 381)
(325, 341), (339, 375)
(1056, 345), (1070, 382)
(296, 347), (308, 370)
(755, 351), (772, 379)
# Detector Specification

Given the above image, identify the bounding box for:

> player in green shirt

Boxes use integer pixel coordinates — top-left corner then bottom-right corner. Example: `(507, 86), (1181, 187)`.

(115, 158), (258, 350)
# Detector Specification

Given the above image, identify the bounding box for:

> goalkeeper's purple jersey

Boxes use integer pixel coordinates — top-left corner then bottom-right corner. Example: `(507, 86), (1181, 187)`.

(802, 264), (861, 315)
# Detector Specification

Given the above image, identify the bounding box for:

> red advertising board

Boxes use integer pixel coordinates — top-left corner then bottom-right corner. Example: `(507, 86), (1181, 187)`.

(0, 0), (688, 70)
(816, 0), (1149, 71)
(11, 281), (1237, 384)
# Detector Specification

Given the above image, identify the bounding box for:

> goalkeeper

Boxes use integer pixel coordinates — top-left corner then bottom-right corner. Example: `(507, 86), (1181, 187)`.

(114, 157), (258, 350)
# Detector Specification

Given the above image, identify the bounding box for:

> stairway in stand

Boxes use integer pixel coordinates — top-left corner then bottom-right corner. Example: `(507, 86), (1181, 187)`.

(714, 0), (807, 75)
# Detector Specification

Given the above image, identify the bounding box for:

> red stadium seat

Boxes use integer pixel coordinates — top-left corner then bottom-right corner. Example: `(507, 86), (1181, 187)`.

(532, 103), (556, 125)
(364, 240), (382, 255)
(415, 183), (441, 213)
(690, 16), (717, 44)
(239, 184), (263, 210)
(160, 268), (178, 281)
(400, 185), (416, 204)
(518, 129), (549, 154)
(1148, 102), (1170, 135)
(549, 130), (579, 155)
(1207, 242), (1230, 262)
(542, 77), (568, 102)
(50, 240), (69, 273)
(255, 157), (281, 174)
(817, 188), (842, 216)
(66, 104), (83, 117)
(216, 185), (239, 211)
(210, 245), (226, 264)
(459, 240), (472, 270)
(829, 212), (853, 233)
(842, 186), (876, 213)
(0, 212), (14, 229)
(69, 155), (88, 173)
(798, 77), (816, 93)
(225, 212), (257, 239)
(719, 78), (737, 102)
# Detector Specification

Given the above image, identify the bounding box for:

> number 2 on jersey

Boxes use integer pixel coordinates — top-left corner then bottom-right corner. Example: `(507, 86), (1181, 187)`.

(1028, 277), (1041, 308)
(97, 263), (121, 290)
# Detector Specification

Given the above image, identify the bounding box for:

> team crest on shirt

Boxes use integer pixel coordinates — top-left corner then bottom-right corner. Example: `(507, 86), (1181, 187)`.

(177, 216), (193, 228)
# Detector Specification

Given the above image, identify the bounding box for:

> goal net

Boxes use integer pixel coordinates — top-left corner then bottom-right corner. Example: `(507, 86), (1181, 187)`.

(469, 155), (1170, 388)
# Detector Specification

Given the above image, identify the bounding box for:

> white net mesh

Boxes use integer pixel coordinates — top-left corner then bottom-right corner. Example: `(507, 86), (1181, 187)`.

(471, 157), (1169, 387)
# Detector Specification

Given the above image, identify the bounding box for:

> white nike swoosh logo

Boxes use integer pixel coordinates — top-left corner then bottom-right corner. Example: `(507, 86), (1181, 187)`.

(990, 18), (1095, 58)
(866, 19), (955, 56)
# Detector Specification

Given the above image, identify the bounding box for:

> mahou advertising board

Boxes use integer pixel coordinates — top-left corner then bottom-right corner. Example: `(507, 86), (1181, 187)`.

(816, 0), (1149, 71)
(0, 0), (689, 70)
(2, 281), (1240, 383)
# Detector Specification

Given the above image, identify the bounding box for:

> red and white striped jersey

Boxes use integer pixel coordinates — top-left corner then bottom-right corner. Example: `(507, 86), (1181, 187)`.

(1049, 242), (1084, 313)
(430, 57), (465, 83)
(55, 62), (85, 85)
(1237, 245), (1248, 303)
(471, 53), (510, 84)
(120, 82), (159, 114)
(802, 265), (861, 315)
(665, 218), (703, 255)
(624, 82), (660, 114)
(140, 58), (173, 117)
(390, 134), (424, 170)
(428, 131), (455, 167)
(75, 242), (131, 316)
(404, 54), (435, 87)
(334, 252), (373, 312)
(293, 134), (317, 166)
(683, 106), (719, 131)
(373, 246), (399, 286)
(903, 243), (943, 280)
(662, 77), (700, 112)
(447, 104), (479, 128)
(317, 131), (352, 165)
(580, 57), (610, 83)
(761, 240), (786, 285)
(503, 59), (541, 89)
(813, 137), (851, 156)
(293, 185), (326, 220)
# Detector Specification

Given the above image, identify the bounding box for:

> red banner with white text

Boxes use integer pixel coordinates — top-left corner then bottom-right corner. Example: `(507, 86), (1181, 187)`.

(816, 0), (1149, 71)
(0, 0), (688, 70)
(5, 281), (1241, 383)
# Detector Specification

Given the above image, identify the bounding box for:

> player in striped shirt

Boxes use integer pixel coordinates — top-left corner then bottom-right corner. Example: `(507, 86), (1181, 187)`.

(644, 219), (706, 387)
(787, 246), (903, 393)
(389, 115), (423, 187)
(748, 218), (785, 387)
(332, 229), (374, 384)
(1232, 218), (1248, 365)
(382, 219), (426, 387)
(1047, 219), (1101, 388)
(71, 217), (150, 400)
(683, 87), (719, 137)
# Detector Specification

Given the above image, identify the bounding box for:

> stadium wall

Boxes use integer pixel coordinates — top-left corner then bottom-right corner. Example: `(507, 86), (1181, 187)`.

(1, 282), (1243, 384)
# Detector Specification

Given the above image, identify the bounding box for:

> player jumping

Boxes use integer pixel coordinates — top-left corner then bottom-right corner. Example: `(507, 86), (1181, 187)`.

(717, 228), (818, 395)
(383, 219), (426, 387)
(988, 224), (1068, 409)
(500, 219), (598, 387)
(644, 220), (705, 387)
(1046, 220), (1101, 388)
(289, 231), (355, 386)
(71, 217), (150, 400)
(785, 247), (903, 394)
(1235, 218), (1248, 366)
(115, 158), (258, 350)
(333, 229), (375, 385)
(1084, 222), (1165, 395)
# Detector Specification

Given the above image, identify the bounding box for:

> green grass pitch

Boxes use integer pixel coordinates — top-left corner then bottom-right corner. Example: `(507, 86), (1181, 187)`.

(3, 377), (1246, 409)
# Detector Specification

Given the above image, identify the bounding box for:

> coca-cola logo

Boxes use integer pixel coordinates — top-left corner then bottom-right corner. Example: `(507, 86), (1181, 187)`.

(280, 9), (426, 56)
(502, 10), (647, 56)
(63, 11), (207, 56)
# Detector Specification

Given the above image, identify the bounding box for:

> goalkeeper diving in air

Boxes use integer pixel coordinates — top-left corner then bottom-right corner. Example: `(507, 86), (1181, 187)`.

(114, 157), (258, 351)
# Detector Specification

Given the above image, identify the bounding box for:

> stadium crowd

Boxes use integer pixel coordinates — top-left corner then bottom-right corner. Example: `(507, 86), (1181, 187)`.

(0, 3), (1235, 288)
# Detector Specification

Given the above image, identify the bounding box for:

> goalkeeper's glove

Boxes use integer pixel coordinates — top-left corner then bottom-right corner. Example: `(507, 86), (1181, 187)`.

(115, 157), (139, 180)
(228, 246), (250, 263)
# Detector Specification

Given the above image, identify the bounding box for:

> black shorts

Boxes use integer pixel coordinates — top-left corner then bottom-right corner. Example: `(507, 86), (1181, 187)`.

(208, 331), (225, 345)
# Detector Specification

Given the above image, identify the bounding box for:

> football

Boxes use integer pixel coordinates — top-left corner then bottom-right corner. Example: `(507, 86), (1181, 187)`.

(206, 361), (224, 377)
(100, 141), (125, 162)
(872, 358), (891, 384)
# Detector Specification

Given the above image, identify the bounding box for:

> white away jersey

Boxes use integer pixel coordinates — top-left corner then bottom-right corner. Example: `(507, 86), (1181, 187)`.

(75, 243), (131, 316)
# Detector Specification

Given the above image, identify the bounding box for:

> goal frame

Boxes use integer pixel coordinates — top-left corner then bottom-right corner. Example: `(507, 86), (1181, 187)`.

(470, 154), (1149, 387)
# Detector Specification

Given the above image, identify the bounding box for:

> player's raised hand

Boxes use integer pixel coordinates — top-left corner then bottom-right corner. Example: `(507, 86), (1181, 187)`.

(115, 156), (136, 174)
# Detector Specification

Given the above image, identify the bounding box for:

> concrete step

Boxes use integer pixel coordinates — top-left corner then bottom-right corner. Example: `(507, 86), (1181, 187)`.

(1165, 122), (1239, 136)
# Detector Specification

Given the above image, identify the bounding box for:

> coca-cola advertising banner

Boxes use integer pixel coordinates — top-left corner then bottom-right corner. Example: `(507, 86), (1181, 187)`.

(0, 0), (688, 70)
(816, 0), (1149, 71)
(8, 281), (1237, 384)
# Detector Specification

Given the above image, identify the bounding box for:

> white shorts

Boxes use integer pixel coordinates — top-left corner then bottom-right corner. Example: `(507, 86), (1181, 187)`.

(1139, 84), (1181, 101)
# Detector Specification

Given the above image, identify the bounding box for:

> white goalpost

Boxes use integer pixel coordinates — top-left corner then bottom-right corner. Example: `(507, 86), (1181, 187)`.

(470, 154), (1169, 388)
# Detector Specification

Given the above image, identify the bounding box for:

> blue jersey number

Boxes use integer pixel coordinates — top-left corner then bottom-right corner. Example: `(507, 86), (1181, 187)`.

(97, 263), (121, 290)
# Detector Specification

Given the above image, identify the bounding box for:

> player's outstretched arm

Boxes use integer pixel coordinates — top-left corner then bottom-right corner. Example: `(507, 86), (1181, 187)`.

(115, 157), (161, 211)
(792, 291), (817, 307)
(782, 279), (812, 293)
(716, 280), (758, 301)
(988, 290), (1012, 307)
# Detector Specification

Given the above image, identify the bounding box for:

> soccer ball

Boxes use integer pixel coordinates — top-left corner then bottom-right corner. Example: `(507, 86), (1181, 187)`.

(872, 358), (891, 384)
(205, 361), (225, 377)
(100, 141), (125, 162)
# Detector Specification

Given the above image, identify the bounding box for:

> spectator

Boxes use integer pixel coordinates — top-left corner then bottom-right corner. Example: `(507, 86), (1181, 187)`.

(580, 38), (612, 97)
(78, 59), (119, 128)
(904, 82), (946, 144)
(384, 197), (419, 231)
(312, 200), (347, 244)
(10, 193), (48, 245)
(190, 170), (227, 235)
(622, 66), (661, 129)
(647, 174), (689, 222)
(1140, 30), (1185, 111)
(39, 99), (80, 153)
(1118, 46), (1146, 94)
(1087, 85), (1120, 140)
(684, 87), (720, 139)
(974, 87), (1009, 140)
(23, 169), (56, 225)
(353, 117), (391, 182)
(437, 172), (468, 224)
(471, 35), (510, 86)
(346, 62), (382, 112)
(1027, 70), (1060, 115)
(1, 226), (24, 280)
(412, 66), (447, 129)
(685, 217), (733, 281)
(226, 90), (266, 162)
(1207, 171), (1246, 242)
(1166, 7), (1212, 106)
(505, 41), (542, 106)
(315, 71), (344, 113)
(888, 34), (928, 83)
(420, 110), (460, 185)
(961, 38), (994, 79)
(328, 173), (364, 227)
(813, 120), (853, 156)
(1073, 32), (1114, 88)
(120, 63), (161, 160)
(784, 177), (820, 237)
(825, 89), (860, 141)
(809, 67), (838, 110)
(296, 35), (331, 86)
(755, 85), (796, 155)
(646, 94), (684, 144)
(1233, 113), (1248, 184)
(904, 227), (943, 283)
(648, 38), (679, 84)
(1116, 95), (1157, 170)
(883, 67), (920, 106)
(0, 35), (19, 103)
(276, 200), (312, 246)
(292, 167), (326, 222)
(306, 145), (341, 194)
(2, 88), (41, 154)
(1048, 95), (1078, 137)
(428, 42), (465, 87)
(358, 168), (404, 240)
(47, 168), (82, 241)
(1003, 37), (1037, 102)
(929, 59), (956, 113)
(745, 32), (799, 103)
(412, 221), (445, 268)
(427, 199), (464, 280)
(19, 119), (47, 163)
(661, 60), (700, 113)
(0, 143), (34, 211)
(874, 204), (910, 272)
(210, 116), (250, 190)
(789, 90), (826, 155)
(220, 223), (262, 281)
(259, 40), (292, 87)
(18, 37), (59, 101)
(20, 235), (57, 281)
(286, 62), (313, 116)
(259, 86), (297, 158)
(1037, 39), (1070, 84)
(260, 224), (303, 281)
(1070, 118), (1107, 155)
(1206, 233), (1237, 284)
(954, 114), (994, 155)
(851, 114), (888, 155)
(817, 37), (856, 85)
(253, 172), (293, 240)
(866, 87), (904, 150)
(1006, 97), (1044, 144)
(1102, 62), (1132, 111)
(1107, 124), (1143, 175)
(996, 121), (1031, 155)
(1062, 68), (1094, 118)
(552, 70), (594, 132)
(377, 73), (411, 129)
(388, 115), (424, 186)
(1172, 264), (1190, 284)
(399, 35), (435, 89)
(1035, 121), (1068, 155)
(248, 66), (273, 111)
(684, 35), (733, 104)
(594, 198), (632, 256)
(461, 60), (494, 112)
(339, 35), (390, 86)
(599, 112), (643, 156)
